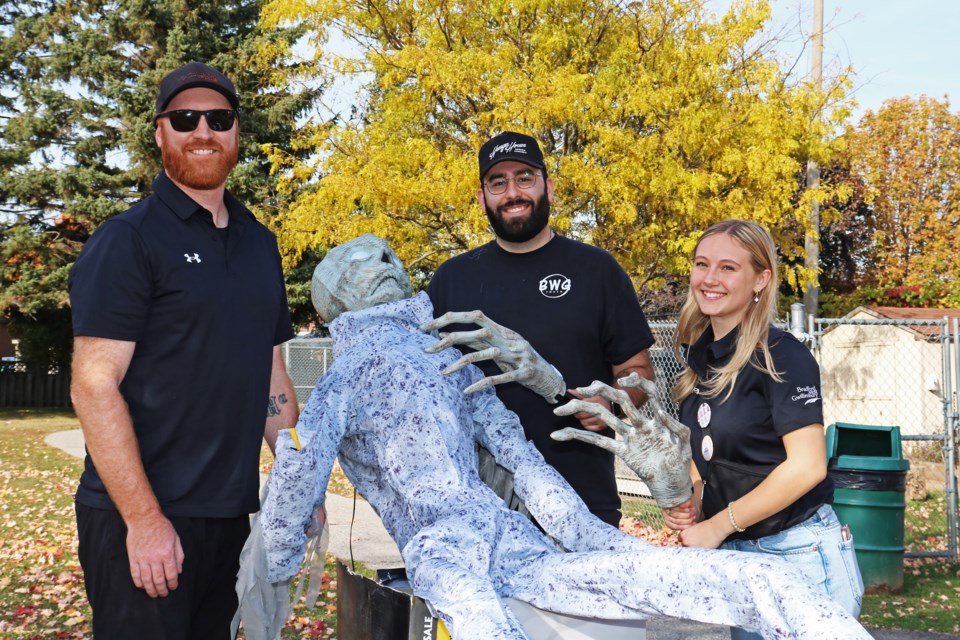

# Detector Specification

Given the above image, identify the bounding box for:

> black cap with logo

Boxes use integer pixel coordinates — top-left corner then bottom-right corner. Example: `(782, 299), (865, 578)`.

(155, 62), (239, 112)
(478, 131), (546, 181)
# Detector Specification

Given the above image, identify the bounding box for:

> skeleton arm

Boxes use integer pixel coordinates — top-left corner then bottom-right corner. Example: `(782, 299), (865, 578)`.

(470, 383), (648, 553)
(420, 310), (566, 403)
(551, 374), (693, 509)
(260, 383), (346, 583)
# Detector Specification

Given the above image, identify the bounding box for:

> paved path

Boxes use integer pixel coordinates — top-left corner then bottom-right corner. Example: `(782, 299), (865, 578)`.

(45, 429), (404, 569)
(47, 430), (957, 640)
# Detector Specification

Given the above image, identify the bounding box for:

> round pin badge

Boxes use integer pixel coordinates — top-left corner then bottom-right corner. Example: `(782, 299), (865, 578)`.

(696, 402), (711, 428)
(701, 434), (714, 461)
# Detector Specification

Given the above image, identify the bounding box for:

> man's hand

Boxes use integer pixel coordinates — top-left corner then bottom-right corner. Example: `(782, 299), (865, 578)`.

(126, 512), (184, 598)
(71, 336), (184, 597)
(566, 389), (613, 432)
(662, 495), (701, 531)
(551, 374), (693, 509)
(420, 310), (566, 402)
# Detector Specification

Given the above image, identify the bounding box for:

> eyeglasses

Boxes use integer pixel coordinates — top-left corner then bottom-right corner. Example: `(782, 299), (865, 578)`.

(483, 170), (541, 195)
(154, 109), (238, 132)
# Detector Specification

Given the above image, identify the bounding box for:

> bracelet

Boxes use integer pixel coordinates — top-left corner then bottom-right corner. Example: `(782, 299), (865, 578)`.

(727, 502), (746, 533)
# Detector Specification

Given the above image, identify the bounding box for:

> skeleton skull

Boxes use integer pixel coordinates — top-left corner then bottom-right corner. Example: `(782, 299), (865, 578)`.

(311, 234), (413, 322)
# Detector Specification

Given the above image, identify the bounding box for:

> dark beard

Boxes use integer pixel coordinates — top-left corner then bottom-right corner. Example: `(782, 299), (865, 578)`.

(161, 133), (238, 190)
(485, 190), (550, 243)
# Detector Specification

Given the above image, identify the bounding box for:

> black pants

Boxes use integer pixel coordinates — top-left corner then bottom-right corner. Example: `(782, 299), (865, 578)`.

(76, 503), (249, 640)
(592, 508), (623, 529)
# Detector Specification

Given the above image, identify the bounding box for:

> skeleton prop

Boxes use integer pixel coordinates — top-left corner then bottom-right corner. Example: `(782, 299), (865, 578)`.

(238, 234), (871, 640)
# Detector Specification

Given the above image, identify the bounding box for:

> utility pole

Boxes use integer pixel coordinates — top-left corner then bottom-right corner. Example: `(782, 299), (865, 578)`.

(804, 0), (824, 315)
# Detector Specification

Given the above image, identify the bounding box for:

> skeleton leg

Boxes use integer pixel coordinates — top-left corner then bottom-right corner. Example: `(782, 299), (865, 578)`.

(502, 545), (871, 640)
(410, 557), (530, 640)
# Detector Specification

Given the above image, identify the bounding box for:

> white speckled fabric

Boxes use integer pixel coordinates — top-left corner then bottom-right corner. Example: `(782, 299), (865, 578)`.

(260, 293), (870, 640)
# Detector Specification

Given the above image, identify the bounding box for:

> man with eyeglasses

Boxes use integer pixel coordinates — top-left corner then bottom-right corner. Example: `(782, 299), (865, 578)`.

(426, 131), (656, 528)
(68, 61), (297, 638)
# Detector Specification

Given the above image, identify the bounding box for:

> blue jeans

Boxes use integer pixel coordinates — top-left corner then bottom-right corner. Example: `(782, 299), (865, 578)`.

(720, 504), (864, 640)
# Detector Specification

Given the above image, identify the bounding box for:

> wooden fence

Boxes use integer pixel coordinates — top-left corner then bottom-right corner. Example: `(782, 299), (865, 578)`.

(0, 372), (72, 408)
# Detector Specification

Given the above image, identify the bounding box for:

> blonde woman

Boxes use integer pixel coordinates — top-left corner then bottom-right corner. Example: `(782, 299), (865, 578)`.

(663, 219), (864, 640)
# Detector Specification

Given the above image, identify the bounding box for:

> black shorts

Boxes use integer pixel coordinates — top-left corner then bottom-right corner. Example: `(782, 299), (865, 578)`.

(76, 503), (250, 640)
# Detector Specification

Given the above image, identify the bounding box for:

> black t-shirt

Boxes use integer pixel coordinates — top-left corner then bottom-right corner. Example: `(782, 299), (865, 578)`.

(69, 171), (294, 517)
(427, 234), (654, 513)
(680, 325), (833, 527)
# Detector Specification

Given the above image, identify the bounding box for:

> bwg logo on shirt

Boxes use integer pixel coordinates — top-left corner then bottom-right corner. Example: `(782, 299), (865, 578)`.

(539, 273), (571, 298)
(792, 385), (821, 405)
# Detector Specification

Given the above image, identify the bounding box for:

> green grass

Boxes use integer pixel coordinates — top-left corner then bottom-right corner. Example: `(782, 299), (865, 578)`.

(859, 491), (960, 635)
(0, 409), (90, 638)
(0, 409), (342, 639)
(2, 408), (958, 637)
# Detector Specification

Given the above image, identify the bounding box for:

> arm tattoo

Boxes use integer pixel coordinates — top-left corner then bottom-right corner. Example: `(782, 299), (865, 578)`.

(267, 393), (289, 418)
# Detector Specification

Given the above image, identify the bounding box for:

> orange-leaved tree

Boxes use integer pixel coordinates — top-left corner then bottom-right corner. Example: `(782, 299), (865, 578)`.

(844, 96), (960, 306)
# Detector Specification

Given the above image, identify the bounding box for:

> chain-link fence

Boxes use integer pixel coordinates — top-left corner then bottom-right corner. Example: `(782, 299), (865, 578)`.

(813, 315), (959, 561)
(617, 323), (684, 531)
(282, 317), (959, 559)
(283, 338), (334, 405)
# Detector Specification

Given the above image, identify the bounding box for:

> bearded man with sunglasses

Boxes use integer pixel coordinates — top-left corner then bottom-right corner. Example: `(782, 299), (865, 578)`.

(68, 62), (298, 639)
(426, 131), (656, 528)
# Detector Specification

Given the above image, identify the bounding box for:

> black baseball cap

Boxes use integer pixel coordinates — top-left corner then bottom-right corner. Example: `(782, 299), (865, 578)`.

(155, 62), (239, 112)
(478, 131), (546, 181)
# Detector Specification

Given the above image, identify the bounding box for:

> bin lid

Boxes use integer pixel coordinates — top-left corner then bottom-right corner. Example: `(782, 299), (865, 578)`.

(825, 422), (905, 461)
(829, 455), (910, 472)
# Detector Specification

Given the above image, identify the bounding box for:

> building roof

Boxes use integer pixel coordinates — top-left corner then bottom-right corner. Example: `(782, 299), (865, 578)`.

(844, 305), (960, 339)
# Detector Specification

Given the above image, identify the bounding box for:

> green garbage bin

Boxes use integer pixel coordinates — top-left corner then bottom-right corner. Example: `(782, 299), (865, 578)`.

(826, 423), (910, 592)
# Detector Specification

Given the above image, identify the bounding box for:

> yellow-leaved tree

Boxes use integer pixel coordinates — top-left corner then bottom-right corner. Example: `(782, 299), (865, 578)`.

(260, 0), (851, 296)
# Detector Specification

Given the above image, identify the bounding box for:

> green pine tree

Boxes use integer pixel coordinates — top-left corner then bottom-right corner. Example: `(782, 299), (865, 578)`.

(0, 0), (322, 372)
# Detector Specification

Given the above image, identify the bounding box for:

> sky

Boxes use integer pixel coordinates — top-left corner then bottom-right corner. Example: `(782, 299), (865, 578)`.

(711, 0), (960, 119)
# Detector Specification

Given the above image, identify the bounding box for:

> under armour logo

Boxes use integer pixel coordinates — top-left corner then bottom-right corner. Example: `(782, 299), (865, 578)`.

(184, 253), (202, 263)
(539, 274), (571, 299)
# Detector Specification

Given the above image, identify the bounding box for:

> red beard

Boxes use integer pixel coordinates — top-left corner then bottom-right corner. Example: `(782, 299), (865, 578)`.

(160, 132), (239, 190)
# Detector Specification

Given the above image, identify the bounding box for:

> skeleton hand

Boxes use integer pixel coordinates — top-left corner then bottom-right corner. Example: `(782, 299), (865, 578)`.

(551, 374), (693, 509)
(420, 310), (566, 403)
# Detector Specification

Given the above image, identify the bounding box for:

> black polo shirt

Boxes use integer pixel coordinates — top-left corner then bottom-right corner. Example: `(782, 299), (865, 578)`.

(69, 171), (294, 518)
(680, 325), (833, 522)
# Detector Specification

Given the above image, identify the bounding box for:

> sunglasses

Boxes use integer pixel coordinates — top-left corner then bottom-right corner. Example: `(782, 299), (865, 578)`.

(154, 109), (238, 132)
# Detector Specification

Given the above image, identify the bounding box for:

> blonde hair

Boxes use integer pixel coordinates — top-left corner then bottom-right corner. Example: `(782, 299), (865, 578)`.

(672, 219), (782, 404)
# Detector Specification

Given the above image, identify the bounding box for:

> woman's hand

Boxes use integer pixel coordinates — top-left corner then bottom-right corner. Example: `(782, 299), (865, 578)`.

(678, 515), (730, 549)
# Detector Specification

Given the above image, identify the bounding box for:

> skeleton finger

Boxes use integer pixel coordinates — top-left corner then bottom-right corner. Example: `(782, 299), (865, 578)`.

(549, 427), (626, 457)
(574, 380), (647, 425)
(440, 347), (502, 375)
(420, 309), (512, 336)
(450, 310), (514, 336)
(656, 409), (691, 445)
(573, 380), (632, 406)
(619, 374), (688, 444)
(422, 328), (493, 353)
(462, 369), (531, 395)
(553, 399), (631, 438)
(619, 373), (665, 413)
(616, 371), (646, 387)
(420, 310), (487, 332)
